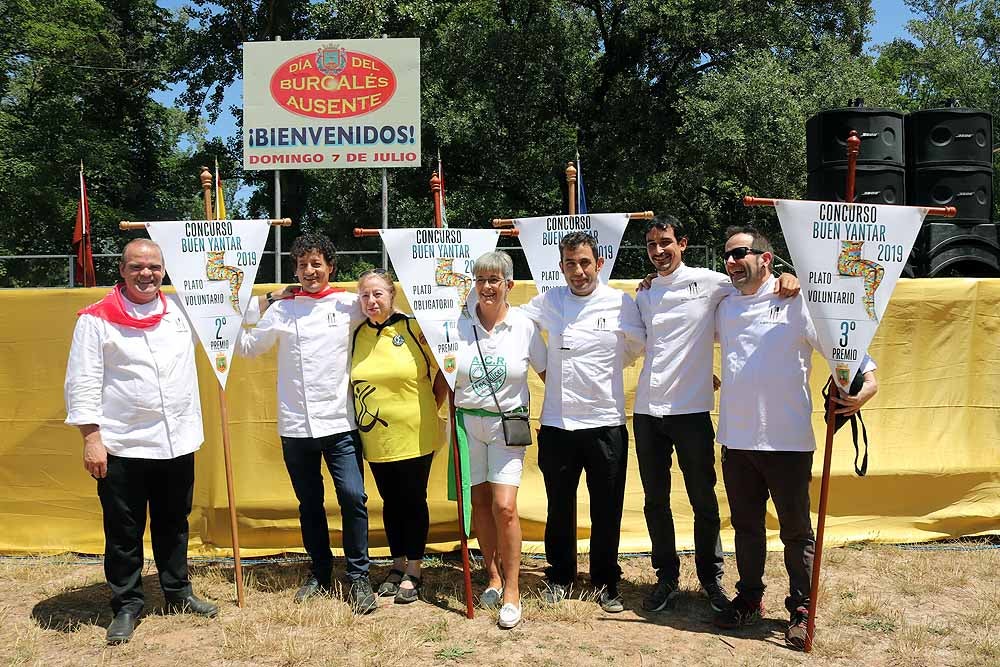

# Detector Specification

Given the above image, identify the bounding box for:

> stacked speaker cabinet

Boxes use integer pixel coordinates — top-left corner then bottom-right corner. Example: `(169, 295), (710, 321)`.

(806, 107), (916, 275)
(906, 108), (996, 277)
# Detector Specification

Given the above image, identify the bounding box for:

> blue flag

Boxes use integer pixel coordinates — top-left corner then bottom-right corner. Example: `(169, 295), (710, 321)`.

(577, 156), (588, 214)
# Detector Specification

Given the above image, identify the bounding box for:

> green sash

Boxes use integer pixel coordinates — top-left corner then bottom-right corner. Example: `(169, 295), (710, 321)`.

(448, 407), (498, 537)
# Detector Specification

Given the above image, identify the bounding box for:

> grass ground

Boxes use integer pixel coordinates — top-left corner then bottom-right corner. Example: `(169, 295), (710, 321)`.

(1, 543), (998, 666)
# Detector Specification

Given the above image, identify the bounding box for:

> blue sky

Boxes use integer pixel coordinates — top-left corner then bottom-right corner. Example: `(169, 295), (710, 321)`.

(156, 0), (918, 205)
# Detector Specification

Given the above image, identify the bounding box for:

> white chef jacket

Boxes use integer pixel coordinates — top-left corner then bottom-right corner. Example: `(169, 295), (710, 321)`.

(238, 291), (362, 438)
(519, 283), (645, 430)
(715, 274), (876, 452)
(635, 264), (733, 416)
(453, 306), (546, 412)
(64, 294), (204, 460)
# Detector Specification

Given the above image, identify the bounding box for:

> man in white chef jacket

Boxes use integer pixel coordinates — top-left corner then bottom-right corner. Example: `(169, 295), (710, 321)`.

(519, 231), (645, 613)
(634, 215), (799, 614)
(713, 226), (877, 650)
(65, 239), (218, 645)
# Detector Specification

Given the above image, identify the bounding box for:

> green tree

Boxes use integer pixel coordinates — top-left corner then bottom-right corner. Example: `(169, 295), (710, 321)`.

(0, 0), (217, 286)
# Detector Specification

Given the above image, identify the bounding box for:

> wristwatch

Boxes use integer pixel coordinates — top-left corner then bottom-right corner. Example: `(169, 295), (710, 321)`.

(265, 291), (275, 305)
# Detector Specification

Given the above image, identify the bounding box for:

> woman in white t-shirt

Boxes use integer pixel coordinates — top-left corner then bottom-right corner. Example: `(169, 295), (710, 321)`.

(453, 251), (546, 629)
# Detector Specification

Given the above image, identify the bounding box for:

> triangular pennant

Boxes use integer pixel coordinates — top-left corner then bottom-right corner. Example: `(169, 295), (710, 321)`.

(146, 219), (273, 388)
(380, 228), (501, 389)
(512, 213), (629, 294)
(775, 200), (927, 391)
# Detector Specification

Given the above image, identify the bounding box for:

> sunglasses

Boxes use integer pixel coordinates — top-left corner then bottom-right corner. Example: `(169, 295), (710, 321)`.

(723, 247), (765, 261)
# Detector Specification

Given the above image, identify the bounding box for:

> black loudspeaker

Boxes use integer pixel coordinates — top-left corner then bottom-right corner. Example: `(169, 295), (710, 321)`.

(807, 165), (905, 205)
(921, 221), (1000, 277)
(907, 108), (993, 166)
(807, 108), (905, 170)
(909, 166), (993, 221)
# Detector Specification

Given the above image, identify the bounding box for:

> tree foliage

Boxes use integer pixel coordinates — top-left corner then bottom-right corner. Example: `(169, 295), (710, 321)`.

(2, 0), (997, 285)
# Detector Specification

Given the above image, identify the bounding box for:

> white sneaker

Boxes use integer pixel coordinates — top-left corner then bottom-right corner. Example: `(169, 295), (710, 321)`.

(498, 602), (522, 629)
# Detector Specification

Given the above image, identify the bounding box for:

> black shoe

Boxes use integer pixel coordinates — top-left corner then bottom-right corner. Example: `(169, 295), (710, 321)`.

(348, 576), (377, 615)
(597, 587), (625, 613)
(294, 576), (332, 603)
(713, 594), (764, 629)
(106, 610), (138, 644)
(165, 593), (219, 618)
(703, 582), (730, 613)
(642, 579), (680, 612)
(786, 606), (810, 650)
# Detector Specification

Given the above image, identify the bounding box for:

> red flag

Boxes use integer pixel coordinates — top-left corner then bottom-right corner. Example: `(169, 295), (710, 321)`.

(72, 164), (96, 287)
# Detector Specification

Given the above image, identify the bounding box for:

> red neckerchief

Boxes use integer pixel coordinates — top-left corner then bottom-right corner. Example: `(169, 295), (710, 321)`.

(289, 285), (344, 299)
(78, 285), (168, 330)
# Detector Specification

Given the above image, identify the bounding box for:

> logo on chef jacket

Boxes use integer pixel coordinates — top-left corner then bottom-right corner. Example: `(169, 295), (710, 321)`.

(762, 304), (785, 323)
(327, 312), (337, 327)
(392, 334), (405, 346)
(682, 281), (707, 301)
(470, 355), (507, 397)
(595, 317), (608, 331)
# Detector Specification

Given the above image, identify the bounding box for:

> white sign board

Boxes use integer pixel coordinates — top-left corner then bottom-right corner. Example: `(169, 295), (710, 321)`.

(243, 38), (420, 170)
(380, 228), (501, 389)
(512, 213), (629, 294)
(775, 200), (927, 390)
(146, 220), (272, 388)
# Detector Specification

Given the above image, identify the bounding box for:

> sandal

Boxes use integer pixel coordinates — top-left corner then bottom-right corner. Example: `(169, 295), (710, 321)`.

(394, 574), (421, 604)
(377, 568), (405, 597)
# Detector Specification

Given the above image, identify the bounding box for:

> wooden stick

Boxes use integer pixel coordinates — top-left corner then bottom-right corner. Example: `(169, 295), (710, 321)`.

(491, 211), (654, 227)
(805, 397), (838, 651)
(218, 386), (246, 608)
(353, 228), (518, 237)
(566, 161), (577, 215)
(742, 197), (957, 218)
(449, 395), (475, 619)
(119, 219), (292, 230)
(200, 165), (246, 609)
(431, 172), (444, 229)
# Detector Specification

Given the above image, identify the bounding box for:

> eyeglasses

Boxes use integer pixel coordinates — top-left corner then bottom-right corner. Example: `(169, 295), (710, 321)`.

(723, 247), (765, 261)
(474, 277), (505, 287)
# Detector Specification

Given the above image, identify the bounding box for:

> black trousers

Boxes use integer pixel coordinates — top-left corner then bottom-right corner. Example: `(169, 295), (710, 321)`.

(368, 453), (434, 560)
(281, 431), (370, 584)
(634, 412), (724, 590)
(97, 453), (195, 615)
(537, 424), (628, 588)
(722, 447), (815, 613)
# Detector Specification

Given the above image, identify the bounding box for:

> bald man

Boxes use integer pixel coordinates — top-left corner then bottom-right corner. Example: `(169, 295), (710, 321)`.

(65, 239), (218, 645)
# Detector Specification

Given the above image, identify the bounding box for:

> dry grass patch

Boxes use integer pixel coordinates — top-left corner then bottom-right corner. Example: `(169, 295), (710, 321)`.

(0, 543), (998, 666)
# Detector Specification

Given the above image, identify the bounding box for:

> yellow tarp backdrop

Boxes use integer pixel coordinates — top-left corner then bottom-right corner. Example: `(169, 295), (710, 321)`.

(2, 279), (998, 557)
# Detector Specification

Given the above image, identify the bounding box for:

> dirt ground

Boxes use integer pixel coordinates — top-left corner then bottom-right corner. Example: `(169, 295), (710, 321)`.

(2, 543), (998, 667)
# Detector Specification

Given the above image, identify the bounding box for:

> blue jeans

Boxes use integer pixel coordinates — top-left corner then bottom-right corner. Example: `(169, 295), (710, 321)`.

(281, 431), (370, 582)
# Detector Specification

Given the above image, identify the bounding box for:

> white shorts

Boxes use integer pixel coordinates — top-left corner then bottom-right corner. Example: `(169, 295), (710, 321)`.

(459, 412), (526, 487)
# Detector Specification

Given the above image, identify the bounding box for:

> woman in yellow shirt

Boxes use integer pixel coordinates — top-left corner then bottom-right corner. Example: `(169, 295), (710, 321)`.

(351, 269), (447, 603)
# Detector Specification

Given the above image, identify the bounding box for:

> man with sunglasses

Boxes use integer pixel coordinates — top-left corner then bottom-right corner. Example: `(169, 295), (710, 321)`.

(634, 216), (799, 615)
(714, 226), (877, 649)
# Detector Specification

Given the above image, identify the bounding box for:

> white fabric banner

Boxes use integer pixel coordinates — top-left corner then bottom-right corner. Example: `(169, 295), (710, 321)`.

(775, 200), (927, 390)
(380, 228), (500, 389)
(512, 213), (629, 294)
(146, 219), (273, 388)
